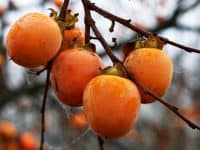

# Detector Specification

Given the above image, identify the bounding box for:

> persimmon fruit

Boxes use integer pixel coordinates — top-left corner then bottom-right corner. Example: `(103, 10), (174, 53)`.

(0, 53), (4, 69)
(0, 121), (17, 139)
(124, 48), (173, 103)
(61, 27), (85, 50)
(53, 0), (63, 8)
(51, 48), (103, 106)
(69, 112), (87, 130)
(6, 12), (62, 68)
(83, 75), (141, 138)
(19, 132), (38, 150)
(0, 6), (5, 17)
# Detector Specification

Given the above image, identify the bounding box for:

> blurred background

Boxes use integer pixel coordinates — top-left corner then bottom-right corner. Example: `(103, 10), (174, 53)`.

(0, 0), (200, 149)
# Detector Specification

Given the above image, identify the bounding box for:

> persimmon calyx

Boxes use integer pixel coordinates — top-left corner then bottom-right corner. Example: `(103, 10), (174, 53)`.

(101, 66), (123, 77)
(134, 35), (165, 50)
(49, 9), (79, 33)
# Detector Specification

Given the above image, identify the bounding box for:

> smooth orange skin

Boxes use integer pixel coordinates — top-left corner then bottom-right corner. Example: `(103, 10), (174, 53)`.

(61, 27), (85, 50)
(124, 48), (173, 103)
(53, 0), (63, 8)
(69, 112), (87, 129)
(0, 121), (17, 139)
(83, 75), (141, 138)
(19, 132), (38, 150)
(6, 13), (62, 68)
(51, 48), (103, 106)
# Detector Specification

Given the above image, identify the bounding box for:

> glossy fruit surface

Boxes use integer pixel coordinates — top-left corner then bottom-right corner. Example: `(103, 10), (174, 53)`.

(51, 48), (103, 106)
(83, 75), (141, 138)
(124, 48), (173, 103)
(6, 12), (62, 68)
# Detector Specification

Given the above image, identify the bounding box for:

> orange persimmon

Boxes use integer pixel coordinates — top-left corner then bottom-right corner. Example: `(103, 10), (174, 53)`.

(51, 48), (103, 106)
(0, 121), (17, 139)
(0, 53), (4, 69)
(53, 0), (63, 8)
(69, 112), (87, 130)
(0, 6), (5, 17)
(124, 48), (173, 103)
(19, 132), (38, 150)
(61, 27), (85, 50)
(83, 75), (141, 138)
(6, 12), (62, 68)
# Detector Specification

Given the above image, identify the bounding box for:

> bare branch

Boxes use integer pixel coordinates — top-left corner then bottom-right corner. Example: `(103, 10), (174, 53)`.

(82, 0), (200, 131)
(88, 2), (200, 53)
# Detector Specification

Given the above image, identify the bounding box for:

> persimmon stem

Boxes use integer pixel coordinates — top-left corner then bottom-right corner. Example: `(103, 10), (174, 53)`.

(82, 0), (200, 131)
(82, 0), (90, 43)
(88, 2), (200, 53)
(59, 0), (69, 21)
(40, 63), (51, 150)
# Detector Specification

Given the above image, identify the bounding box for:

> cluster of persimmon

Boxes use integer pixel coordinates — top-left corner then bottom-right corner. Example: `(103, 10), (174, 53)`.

(0, 120), (38, 150)
(6, 10), (173, 139)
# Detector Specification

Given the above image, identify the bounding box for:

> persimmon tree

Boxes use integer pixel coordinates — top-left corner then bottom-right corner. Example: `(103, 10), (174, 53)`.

(0, 0), (200, 150)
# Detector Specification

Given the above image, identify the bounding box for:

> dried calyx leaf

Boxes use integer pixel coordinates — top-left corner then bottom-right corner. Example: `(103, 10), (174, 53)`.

(135, 35), (165, 50)
(122, 35), (165, 59)
(49, 9), (79, 33)
(83, 43), (96, 52)
(70, 40), (96, 52)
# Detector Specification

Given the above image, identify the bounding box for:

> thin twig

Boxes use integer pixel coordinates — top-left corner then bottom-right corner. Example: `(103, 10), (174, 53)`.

(97, 136), (104, 150)
(39, 1), (70, 149)
(59, 0), (69, 21)
(39, 63), (51, 150)
(88, 2), (200, 53)
(82, 0), (90, 43)
(82, 0), (120, 64)
(127, 72), (200, 130)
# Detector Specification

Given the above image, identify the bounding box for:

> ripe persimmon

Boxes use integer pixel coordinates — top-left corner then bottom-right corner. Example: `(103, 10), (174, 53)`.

(0, 6), (5, 17)
(6, 12), (62, 68)
(53, 0), (63, 8)
(51, 48), (103, 106)
(124, 48), (173, 103)
(0, 121), (17, 139)
(69, 112), (87, 130)
(19, 132), (38, 150)
(0, 53), (4, 69)
(83, 75), (141, 138)
(61, 27), (85, 50)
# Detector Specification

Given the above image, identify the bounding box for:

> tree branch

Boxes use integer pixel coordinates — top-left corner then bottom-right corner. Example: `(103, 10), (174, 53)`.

(82, 0), (200, 131)
(97, 136), (104, 150)
(59, 0), (69, 21)
(39, 64), (51, 150)
(40, 0), (70, 149)
(88, 2), (200, 53)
